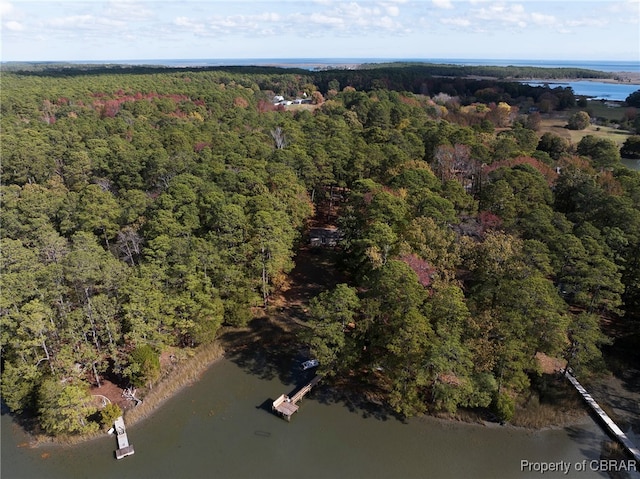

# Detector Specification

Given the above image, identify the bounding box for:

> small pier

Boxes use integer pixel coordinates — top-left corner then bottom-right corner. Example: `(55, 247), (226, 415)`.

(114, 416), (135, 459)
(565, 370), (640, 462)
(272, 375), (322, 421)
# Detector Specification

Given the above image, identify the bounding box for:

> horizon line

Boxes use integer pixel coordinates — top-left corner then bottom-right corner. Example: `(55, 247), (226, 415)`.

(3, 57), (639, 64)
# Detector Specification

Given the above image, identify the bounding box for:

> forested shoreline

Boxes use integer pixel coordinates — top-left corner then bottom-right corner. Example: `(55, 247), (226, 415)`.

(1, 61), (616, 80)
(1, 65), (639, 436)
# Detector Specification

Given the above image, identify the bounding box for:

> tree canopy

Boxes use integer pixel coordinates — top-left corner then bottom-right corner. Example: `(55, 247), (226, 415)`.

(1, 64), (638, 433)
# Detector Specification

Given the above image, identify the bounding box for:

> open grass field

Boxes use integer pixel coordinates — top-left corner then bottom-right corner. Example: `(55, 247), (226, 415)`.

(538, 108), (633, 147)
(583, 100), (631, 121)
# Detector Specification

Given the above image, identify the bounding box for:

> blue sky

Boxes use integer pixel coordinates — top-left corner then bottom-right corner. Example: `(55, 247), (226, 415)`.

(1, 0), (639, 62)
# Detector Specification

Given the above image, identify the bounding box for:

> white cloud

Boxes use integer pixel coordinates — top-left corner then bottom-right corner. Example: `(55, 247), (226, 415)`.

(383, 4), (400, 16)
(432, 0), (454, 9)
(104, 0), (153, 20)
(475, 3), (526, 24)
(440, 17), (471, 27)
(307, 12), (344, 27)
(174, 16), (191, 27)
(46, 14), (126, 30)
(5, 19), (23, 31)
(608, 0), (640, 13)
(47, 15), (93, 28)
(284, 2), (407, 35)
(378, 16), (397, 28)
(170, 11), (285, 38)
(0, 0), (13, 16)
(605, 0), (640, 25)
(2, 0), (636, 61)
(565, 18), (608, 28)
(530, 12), (556, 26)
(174, 16), (206, 34)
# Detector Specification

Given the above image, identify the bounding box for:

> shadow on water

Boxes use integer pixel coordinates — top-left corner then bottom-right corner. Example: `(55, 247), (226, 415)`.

(255, 398), (274, 413)
(224, 245), (406, 424)
(599, 330), (640, 437)
(566, 406), (640, 479)
(223, 316), (301, 386)
(565, 424), (610, 478)
(1, 399), (40, 439)
(225, 318), (405, 423)
(310, 382), (405, 423)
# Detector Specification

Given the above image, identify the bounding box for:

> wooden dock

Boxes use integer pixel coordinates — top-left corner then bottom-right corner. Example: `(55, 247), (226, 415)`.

(114, 416), (135, 459)
(272, 375), (322, 421)
(565, 370), (640, 462)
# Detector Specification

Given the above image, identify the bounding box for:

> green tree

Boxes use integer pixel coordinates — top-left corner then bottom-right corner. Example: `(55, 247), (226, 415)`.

(567, 111), (590, 130)
(426, 281), (493, 412)
(125, 344), (161, 388)
(250, 209), (296, 305)
(564, 313), (611, 375)
(537, 132), (569, 160)
(38, 379), (99, 436)
(305, 284), (360, 375)
(99, 403), (123, 428)
(625, 89), (640, 108)
(577, 135), (621, 168)
(620, 135), (640, 159)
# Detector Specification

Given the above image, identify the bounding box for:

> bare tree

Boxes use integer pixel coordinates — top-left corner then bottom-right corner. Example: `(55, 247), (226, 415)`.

(117, 227), (143, 265)
(271, 127), (287, 149)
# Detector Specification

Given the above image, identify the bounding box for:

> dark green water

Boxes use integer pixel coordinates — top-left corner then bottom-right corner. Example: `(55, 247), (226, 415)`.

(2, 357), (636, 479)
(622, 158), (640, 171)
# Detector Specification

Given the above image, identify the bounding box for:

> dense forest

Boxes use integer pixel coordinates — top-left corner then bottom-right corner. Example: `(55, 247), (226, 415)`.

(1, 65), (639, 435)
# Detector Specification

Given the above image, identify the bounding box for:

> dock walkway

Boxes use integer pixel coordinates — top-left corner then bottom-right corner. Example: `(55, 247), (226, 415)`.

(565, 370), (640, 462)
(272, 375), (322, 421)
(114, 416), (135, 459)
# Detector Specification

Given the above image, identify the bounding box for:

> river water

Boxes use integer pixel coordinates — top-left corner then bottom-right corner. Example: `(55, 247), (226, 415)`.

(525, 81), (639, 101)
(3, 355), (639, 479)
(623, 158), (640, 171)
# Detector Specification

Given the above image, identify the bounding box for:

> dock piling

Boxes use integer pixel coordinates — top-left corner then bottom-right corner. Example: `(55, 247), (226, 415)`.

(272, 375), (322, 421)
(114, 416), (135, 459)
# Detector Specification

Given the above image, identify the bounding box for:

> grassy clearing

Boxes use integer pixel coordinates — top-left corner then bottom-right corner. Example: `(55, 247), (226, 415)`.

(583, 100), (629, 122)
(538, 116), (632, 147)
(536, 99), (634, 148)
(283, 103), (320, 112)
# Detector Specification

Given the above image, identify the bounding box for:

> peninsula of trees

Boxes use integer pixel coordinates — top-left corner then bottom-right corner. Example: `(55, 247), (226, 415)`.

(1, 64), (639, 435)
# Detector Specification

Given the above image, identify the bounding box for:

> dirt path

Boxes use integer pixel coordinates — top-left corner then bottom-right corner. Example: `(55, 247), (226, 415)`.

(274, 246), (345, 322)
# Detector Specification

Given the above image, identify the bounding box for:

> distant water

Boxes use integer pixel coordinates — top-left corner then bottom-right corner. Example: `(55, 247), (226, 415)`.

(526, 80), (639, 101)
(69, 58), (640, 73)
(623, 158), (640, 171)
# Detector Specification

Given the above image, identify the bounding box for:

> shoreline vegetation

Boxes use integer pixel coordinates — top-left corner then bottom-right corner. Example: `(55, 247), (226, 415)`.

(21, 339), (228, 447)
(19, 317), (589, 449)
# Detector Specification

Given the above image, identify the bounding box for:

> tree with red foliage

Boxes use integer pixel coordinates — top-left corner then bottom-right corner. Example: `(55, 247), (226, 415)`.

(400, 254), (435, 288)
(478, 210), (503, 234)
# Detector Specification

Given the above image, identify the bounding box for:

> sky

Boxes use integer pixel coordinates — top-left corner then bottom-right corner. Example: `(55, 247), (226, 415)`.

(1, 0), (639, 62)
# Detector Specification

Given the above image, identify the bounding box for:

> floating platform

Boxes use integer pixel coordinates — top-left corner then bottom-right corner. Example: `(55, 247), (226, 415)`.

(565, 370), (640, 462)
(114, 416), (135, 459)
(272, 375), (322, 421)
